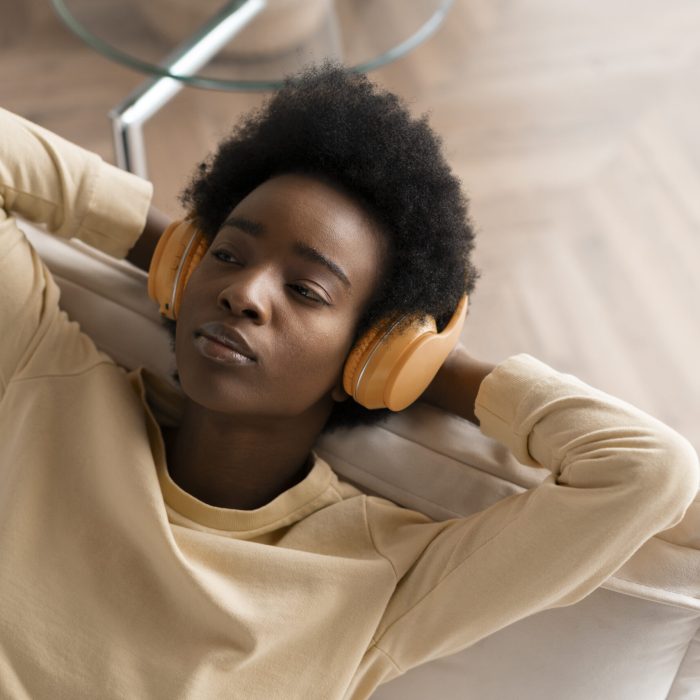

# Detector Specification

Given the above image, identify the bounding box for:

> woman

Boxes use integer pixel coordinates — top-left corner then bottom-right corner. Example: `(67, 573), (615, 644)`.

(0, 64), (697, 699)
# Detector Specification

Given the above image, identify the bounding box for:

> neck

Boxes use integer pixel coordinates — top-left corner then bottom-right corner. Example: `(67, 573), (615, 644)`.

(162, 399), (331, 511)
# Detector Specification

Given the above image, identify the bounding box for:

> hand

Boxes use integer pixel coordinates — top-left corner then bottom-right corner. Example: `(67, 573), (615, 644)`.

(419, 342), (498, 426)
(126, 203), (173, 273)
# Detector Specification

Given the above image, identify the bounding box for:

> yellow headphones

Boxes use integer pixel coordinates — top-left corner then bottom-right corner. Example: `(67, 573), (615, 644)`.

(147, 219), (469, 411)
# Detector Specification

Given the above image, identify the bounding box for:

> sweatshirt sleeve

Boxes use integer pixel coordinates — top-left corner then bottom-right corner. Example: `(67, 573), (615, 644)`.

(365, 353), (699, 678)
(0, 107), (153, 390)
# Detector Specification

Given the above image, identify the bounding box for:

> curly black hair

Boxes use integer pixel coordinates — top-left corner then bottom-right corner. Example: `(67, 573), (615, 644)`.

(162, 61), (481, 433)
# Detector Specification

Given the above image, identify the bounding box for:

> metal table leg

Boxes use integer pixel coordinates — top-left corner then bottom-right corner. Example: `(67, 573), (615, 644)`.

(108, 0), (266, 178)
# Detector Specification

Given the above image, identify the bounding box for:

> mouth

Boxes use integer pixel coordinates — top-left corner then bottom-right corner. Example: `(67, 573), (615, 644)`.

(194, 321), (258, 363)
(194, 334), (257, 365)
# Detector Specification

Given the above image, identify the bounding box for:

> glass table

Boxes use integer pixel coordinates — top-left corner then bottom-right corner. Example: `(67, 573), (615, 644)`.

(51, 0), (454, 178)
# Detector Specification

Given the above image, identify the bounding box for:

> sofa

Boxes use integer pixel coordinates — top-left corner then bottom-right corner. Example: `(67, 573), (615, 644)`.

(21, 219), (700, 699)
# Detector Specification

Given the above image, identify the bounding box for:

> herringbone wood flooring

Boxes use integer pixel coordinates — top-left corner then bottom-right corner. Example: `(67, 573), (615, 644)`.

(2, 0), (699, 452)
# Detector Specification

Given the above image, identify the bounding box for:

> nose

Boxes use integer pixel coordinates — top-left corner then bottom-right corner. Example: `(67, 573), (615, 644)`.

(217, 266), (272, 324)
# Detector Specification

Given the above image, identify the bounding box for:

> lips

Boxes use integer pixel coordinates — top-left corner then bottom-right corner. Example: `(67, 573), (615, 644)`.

(195, 322), (257, 361)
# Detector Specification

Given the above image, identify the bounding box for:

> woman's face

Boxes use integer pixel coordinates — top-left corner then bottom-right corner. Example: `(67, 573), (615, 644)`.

(173, 173), (387, 420)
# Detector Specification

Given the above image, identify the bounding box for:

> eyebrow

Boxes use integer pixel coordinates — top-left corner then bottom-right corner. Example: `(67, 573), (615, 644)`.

(222, 216), (352, 290)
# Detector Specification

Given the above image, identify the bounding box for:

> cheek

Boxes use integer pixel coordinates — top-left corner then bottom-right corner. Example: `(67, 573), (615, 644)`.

(279, 315), (355, 380)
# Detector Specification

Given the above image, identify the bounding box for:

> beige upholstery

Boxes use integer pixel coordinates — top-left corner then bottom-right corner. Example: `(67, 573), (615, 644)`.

(21, 219), (700, 699)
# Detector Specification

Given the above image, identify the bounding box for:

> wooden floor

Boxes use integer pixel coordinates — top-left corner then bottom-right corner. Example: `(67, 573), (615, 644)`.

(2, 0), (699, 454)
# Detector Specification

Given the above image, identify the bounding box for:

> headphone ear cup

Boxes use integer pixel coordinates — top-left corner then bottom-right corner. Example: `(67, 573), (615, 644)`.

(343, 294), (469, 411)
(171, 234), (209, 320)
(147, 219), (208, 320)
(344, 315), (437, 410)
(342, 321), (393, 400)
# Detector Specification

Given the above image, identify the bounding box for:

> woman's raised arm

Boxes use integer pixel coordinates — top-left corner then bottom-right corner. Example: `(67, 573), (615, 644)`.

(0, 107), (153, 389)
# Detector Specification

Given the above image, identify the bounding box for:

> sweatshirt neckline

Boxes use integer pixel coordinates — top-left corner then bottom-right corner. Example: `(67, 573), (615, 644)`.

(127, 365), (338, 532)
(157, 449), (336, 532)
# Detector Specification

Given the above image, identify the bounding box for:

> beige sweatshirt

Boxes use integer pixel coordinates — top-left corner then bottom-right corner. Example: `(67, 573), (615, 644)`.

(0, 107), (698, 700)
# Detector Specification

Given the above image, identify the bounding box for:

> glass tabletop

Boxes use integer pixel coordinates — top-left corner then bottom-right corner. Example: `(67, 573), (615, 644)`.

(51, 0), (454, 91)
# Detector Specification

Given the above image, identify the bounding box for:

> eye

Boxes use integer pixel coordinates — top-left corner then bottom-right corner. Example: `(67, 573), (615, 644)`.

(288, 284), (329, 305)
(212, 249), (241, 264)
(212, 249), (330, 306)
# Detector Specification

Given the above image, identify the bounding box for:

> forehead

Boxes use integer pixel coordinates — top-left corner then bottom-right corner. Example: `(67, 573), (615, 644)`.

(231, 174), (380, 240)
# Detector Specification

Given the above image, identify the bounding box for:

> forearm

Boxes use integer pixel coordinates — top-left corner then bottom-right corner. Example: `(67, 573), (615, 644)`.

(1, 107), (151, 259)
(419, 344), (497, 426)
(126, 204), (172, 273)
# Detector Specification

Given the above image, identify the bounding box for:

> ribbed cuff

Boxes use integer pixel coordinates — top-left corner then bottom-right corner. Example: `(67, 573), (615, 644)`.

(474, 353), (563, 468)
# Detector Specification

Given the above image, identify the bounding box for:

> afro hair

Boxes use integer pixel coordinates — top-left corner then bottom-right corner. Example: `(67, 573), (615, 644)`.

(163, 61), (481, 433)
